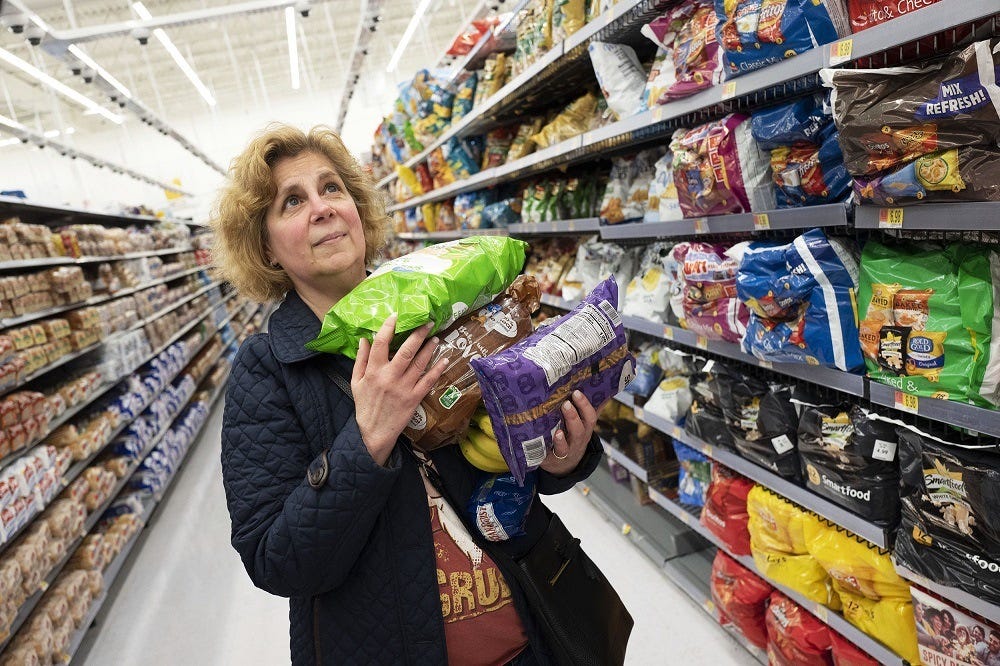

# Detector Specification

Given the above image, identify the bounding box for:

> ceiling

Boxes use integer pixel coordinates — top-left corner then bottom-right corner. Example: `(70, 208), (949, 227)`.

(0, 0), (490, 167)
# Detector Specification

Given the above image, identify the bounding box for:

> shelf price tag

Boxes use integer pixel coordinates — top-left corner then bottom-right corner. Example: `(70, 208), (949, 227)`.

(813, 604), (829, 623)
(634, 407), (644, 420)
(894, 391), (919, 414)
(672, 426), (682, 439)
(753, 213), (770, 231)
(878, 208), (905, 229)
(678, 510), (691, 526)
(604, 7), (615, 25)
(758, 360), (773, 369)
(653, 106), (666, 123)
(703, 600), (716, 614)
(694, 218), (709, 234)
(828, 38), (854, 66)
(566, 220), (576, 231)
(663, 325), (674, 340)
(39, 581), (48, 592)
(696, 336), (708, 350)
(703, 444), (713, 458)
(621, 523), (632, 536)
(722, 81), (737, 100)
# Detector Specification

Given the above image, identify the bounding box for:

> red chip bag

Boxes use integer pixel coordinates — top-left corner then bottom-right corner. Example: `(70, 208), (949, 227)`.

(766, 591), (833, 666)
(701, 462), (754, 555)
(711, 551), (773, 649)
(830, 630), (879, 666)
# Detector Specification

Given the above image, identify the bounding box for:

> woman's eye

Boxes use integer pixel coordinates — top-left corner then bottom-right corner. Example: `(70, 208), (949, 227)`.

(284, 195), (300, 209)
(324, 183), (340, 194)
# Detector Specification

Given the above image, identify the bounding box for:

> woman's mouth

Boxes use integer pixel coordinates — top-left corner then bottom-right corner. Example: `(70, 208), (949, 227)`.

(314, 232), (346, 246)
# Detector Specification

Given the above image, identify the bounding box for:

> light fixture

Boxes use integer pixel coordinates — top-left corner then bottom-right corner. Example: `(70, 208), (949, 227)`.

(132, 2), (216, 106)
(0, 138), (20, 148)
(0, 47), (123, 123)
(43, 129), (59, 138)
(386, 0), (432, 73)
(285, 7), (300, 90)
(68, 44), (132, 100)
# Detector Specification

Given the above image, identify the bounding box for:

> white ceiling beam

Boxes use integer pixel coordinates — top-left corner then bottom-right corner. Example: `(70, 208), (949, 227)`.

(335, 0), (385, 133)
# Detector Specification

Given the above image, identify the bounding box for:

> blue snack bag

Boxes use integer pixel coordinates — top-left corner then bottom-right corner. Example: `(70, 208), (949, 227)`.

(466, 471), (537, 541)
(673, 440), (711, 507)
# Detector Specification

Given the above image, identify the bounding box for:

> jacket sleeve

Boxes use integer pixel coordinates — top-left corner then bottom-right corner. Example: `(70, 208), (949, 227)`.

(536, 432), (603, 495)
(221, 336), (401, 598)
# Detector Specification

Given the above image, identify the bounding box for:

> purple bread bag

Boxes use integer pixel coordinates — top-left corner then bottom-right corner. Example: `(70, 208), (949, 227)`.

(471, 276), (636, 485)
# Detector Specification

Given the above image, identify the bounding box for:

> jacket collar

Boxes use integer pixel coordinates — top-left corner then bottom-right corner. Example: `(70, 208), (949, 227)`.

(268, 290), (326, 363)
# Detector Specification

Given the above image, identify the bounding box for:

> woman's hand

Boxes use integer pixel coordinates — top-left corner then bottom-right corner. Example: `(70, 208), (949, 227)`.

(353, 314), (448, 466)
(540, 390), (598, 477)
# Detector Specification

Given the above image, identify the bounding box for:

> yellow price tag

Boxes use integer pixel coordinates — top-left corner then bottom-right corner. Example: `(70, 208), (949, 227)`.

(696, 336), (708, 350)
(813, 604), (829, 622)
(39, 581), (48, 592)
(680, 511), (691, 526)
(567, 220), (576, 231)
(895, 390), (919, 414)
(694, 218), (708, 234)
(878, 208), (905, 229)
(634, 407), (645, 420)
(703, 600), (716, 614)
(759, 360), (773, 370)
(621, 523), (632, 536)
(704, 445), (713, 458)
(604, 7), (615, 25)
(663, 325), (674, 340)
(722, 81), (737, 100)
(829, 38), (854, 66)
(753, 213), (770, 231)
(653, 106), (666, 123)
(672, 426), (682, 439)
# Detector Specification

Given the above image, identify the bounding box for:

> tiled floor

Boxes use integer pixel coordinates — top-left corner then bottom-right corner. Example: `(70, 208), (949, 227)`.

(78, 401), (756, 665)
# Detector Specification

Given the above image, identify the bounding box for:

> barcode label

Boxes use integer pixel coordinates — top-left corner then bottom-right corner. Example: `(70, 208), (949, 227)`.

(523, 303), (616, 386)
(597, 299), (622, 327)
(522, 436), (547, 467)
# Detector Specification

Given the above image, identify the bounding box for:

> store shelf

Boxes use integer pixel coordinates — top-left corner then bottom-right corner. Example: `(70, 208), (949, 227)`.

(127, 280), (220, 333)
(0, 263), (209, 329)
(0, 257), (75, 270)
(538, 293), (580, 311)
(855, 203), (1000, 231)
(644, 486), (904, 665)
(867, 381), (1000, 438)
(601, 204), (850, 240)
(0, 195), (159, 227)
(394, 228), (509, 241)
(508, 218), (601, 235)
(602, 441), (648, 483)
(0, 341), (102, 399)
(893, 563), (1000, 627)
(75, 246), (197, 264)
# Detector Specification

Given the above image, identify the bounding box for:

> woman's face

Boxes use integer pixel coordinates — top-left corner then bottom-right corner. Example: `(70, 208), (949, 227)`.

(265, 150), (367, 297)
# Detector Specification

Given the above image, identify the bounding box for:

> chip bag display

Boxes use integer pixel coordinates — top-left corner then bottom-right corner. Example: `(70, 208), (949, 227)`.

(804, 516), (920, 664)
(641, 1), (723, 103)
(674, 241), (749, 343)
(307, 237), (528, 358)
(701, 461), (754, 555)
(857, 240), (1000, 407)
(894, 424), (1000, 607)
(766, 591), (833, 666)
(588, 42), (647, 120)
(471, 277), (636, 485)
(747, 485), (837, 606)
(674, 441), (711, 507)
(734, 229), (864, 372)
(531, 92), (599, 149)
(711, 550), (774, 650)
(404, 275), (540, 450)
(467, 471), (537, 541)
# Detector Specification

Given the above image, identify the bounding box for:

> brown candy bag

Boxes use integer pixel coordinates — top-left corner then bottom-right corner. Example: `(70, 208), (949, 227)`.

(404, 275), (540, 451)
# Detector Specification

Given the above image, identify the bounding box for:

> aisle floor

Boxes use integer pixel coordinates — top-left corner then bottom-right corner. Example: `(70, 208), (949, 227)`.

(79, 402), (756, 665)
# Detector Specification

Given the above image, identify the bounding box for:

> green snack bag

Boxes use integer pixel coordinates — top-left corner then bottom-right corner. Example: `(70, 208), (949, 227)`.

(857, 240), (1000, 407)
(306, 237), (528, 358)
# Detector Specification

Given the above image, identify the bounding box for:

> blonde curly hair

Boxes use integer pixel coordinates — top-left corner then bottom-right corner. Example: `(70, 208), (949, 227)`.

(210, 124), (388, 302)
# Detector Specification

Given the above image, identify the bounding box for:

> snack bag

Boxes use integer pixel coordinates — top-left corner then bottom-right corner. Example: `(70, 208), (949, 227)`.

(676, 241), (749, 343)
(624, 344), (664, 398)
(766, 591), (833, 666)
(467, 471), (537, 541)
(588, 42), (647, 120)
(830, 631), (879, 666)
(684, 360), (737, 451)
(642, 48), (676, 110)
(647, 152), (682, 222)
(532, 92), (599, 149)
(471, 277), (636, 484)
(847, 0), (945, 32)
(910, 586), (1000, 666)
(622, 242), (676, 322)
(641, 0), (722, 102)
(796, 398), (900, 524)
(307, 237), (528, 358)
(552, 0), (586, 42)
(857, 240), (1000, 406)
(507, 118), (544, 162)
(852, 146), (1000, 206)
(403, 276), (540, 450)
(747, 485), (837, 606)
(893, 423), (1000, 607)
(599, 157), (635, 225)
(701, 461), (754, 555)
(674, 441), (711, 506)
(711, 550), (773, 650)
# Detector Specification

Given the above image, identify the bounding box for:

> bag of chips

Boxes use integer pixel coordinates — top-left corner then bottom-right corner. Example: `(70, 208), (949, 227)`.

(675, 241), (749, 343)
(847, 0), (943, 32)
(642, 48), (676, 110)
(588, 42), (647, 120)
(830, 630), (879, 666)
(624, 344), (664, 399)
(641, 1), (722, 103)
(893, 423), (1000, 607)
(307, 237), (528, 358)
(552, 0), (586, 42)
(467, 471), (537, 541)
(647, 153), (682, 222)
(622, 242), (676, 322)
(532, 92), (599, 149)
(507, 118), (544, 162)
(702, 461), (754, 555)
(452, 72), (478, 122)
(684, 360), (737, 451)
(766, 591), (833, 666)
(674, 441), (711, 507)
(857, 240), (1000, 407)
(711, 550), (773, 650)
(472, 277), (636, 485)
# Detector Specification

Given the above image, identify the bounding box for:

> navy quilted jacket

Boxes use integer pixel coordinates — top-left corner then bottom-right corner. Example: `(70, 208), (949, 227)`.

(221, 291), (603, 665)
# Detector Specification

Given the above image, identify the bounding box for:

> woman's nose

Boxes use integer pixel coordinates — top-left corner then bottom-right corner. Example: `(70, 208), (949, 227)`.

(308, 193), (333, 222)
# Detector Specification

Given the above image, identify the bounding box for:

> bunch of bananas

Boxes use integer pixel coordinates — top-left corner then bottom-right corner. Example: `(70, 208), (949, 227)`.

(458, 410), (508, 473)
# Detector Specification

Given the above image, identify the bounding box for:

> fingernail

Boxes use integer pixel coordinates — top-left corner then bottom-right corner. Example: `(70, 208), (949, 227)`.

(430, 337), (439, 345)
(424, 322), (434, 330)
(573, 390), (583, 400)
(562, 400), (572, 412)
(555, 430), (565, 441)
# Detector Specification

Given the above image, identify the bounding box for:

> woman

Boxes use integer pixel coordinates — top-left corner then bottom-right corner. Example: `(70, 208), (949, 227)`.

(213, 124), (604, 665)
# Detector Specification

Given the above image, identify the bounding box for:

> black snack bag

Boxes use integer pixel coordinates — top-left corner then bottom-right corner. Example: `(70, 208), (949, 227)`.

(683, 360), (736, 451)
(796, 402), (900, 524)
(893, 426), (1000, 606)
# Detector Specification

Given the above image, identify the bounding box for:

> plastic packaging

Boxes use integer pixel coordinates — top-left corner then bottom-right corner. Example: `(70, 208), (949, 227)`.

(766, 591), (833, 666)
(674, 441), (711, 507)
(641, 1), (722, 103)
(588, 42), (647, 120)
(711, 550), (773, 650)
(701, 462), (754, 555)
(466, 471), (537, 541)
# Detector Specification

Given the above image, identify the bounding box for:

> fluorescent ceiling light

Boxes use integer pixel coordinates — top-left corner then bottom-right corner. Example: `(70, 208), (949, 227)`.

(0, 114), (27, 131)
(132, 2), (216, 106)
(68, 44), (132, 100)
(285, 7), (300, 90)
(0, 48), (122, 123)
(43, 129), (59, 138)
(386, 0), (433, 73)
(64, 127), (75, 135)
(0, 138), (20, 148)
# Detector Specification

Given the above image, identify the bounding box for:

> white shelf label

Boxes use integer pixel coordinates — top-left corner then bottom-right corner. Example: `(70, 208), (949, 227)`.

(873, 438), (897, 462)
(771, 434), (794, 455)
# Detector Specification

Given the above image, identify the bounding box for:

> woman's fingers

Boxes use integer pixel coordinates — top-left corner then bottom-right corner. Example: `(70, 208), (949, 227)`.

(367, 313), (398, 369)
(570, 390), (598, 430)
(352, 337), (371, 384)
(561, 399), (587, 445)
(405, 335), (440, 382)
(391, 322), (434, 371)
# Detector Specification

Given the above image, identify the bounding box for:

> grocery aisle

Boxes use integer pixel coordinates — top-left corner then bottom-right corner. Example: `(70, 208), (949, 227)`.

(75, 397), (753, 665)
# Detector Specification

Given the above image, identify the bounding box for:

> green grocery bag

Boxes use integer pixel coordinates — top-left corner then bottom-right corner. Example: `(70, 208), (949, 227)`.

(857, 240), (1000, 407)
(306, 236), (528, 358)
